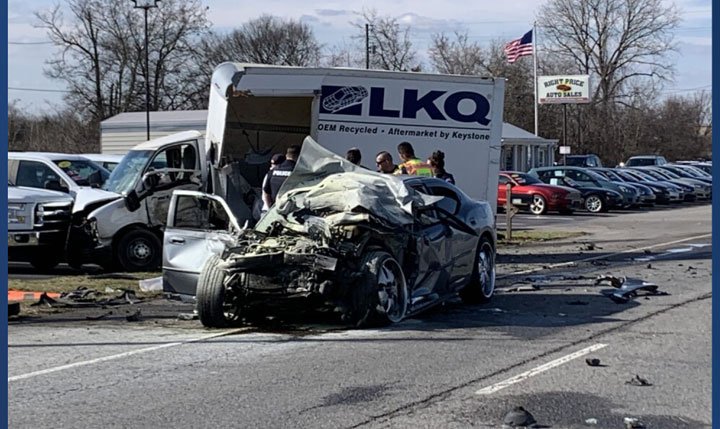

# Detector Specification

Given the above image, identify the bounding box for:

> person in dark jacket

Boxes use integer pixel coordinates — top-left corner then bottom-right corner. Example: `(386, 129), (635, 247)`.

(261, 153), (285, 214)
(428, 150), (455, 185)
(263, 144), (300, 206)
(375, 151), (406, 174)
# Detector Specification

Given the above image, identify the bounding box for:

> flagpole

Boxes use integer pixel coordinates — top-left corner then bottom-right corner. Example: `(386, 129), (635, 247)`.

(533, 21), (538, 136)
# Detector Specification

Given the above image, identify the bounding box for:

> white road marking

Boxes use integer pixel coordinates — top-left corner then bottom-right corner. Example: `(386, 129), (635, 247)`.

(500, 234), (712, 277)
(8, 328), (247, 382)
(475, 343), (608, 395)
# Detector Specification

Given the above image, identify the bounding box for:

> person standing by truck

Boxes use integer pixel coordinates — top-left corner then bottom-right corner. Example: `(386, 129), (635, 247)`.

(261, 153), (285, 214)
(346, 147), (362, 165)
(428, 150), (456, 185)
(396, 142), (432, 177)
(264, 144), (301, 206)
(375, 151), (406, 175)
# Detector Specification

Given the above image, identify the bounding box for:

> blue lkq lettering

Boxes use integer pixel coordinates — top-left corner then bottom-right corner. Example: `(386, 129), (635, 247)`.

(402, 89), (446, 120)
(368, 87), (400, 118)
(444, 91), (491, 125)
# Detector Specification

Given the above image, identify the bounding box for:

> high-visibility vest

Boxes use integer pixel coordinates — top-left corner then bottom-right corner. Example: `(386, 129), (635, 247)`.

(399, 158), (433, 177)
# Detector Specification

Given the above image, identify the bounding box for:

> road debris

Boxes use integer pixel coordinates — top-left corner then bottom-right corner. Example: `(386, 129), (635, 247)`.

(625, 374), (652, 386)
(86, 311), (113, 321)
(623, 417), (646, 428)
(595, 275), (669, 303)
(139, 276), (163, 292)
(8, 302), (21, 317)
(125, 308), (142, 322)
(177, 312), (199, 321)
(502, 406), (538, 428)
(584, 417), (598, 425)
(507, 284), (541, 292)
(585, 358), (603, 367)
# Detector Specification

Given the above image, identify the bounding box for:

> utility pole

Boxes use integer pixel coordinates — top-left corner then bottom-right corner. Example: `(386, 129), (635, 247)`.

(365, 24), (370, 69)
(132, 0), (160, 141)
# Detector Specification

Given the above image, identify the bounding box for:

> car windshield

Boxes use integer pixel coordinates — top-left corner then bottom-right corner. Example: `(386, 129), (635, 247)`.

(631, 170), (656, 181)
(585, 169), (608, 182)
(653, 169), (678, 179)
(53, 159), (109, 186)
(602, 170), (623, 181)
(103, 150), (154, 194)
(509, 173), (542, 185)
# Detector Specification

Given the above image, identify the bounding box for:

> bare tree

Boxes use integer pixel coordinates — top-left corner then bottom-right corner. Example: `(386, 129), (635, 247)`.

(428, 31), (484, 75)
(200, 15), (322, 68)
(8, 103), (99, 153)
(354, 9), (420, 71)
(537, 0), (680, 103)
(35, 0), (210, 121)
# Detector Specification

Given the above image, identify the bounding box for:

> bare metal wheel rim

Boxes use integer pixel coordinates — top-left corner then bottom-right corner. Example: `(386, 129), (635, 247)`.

(223, 284), (242, 322)
(585, 195), (602, 212)
(128, 238), (152, 262)
(530, 195), (545, 215)
(478, 242), (496, 298)
(376, 258), (407, 323)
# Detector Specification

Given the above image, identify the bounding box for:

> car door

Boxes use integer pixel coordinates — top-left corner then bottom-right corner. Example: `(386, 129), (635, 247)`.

(143, 142), (203, 228)
(497, 175), (510, 207)
(426, 183), (478, 290)
(406, 182), (454, 301)
(162, 190), (241, 296)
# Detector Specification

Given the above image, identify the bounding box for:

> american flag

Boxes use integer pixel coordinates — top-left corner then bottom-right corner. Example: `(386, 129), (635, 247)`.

(504, 30), (533, 63)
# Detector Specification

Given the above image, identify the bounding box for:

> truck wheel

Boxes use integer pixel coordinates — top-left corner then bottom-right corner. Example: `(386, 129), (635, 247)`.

(115, 229), (162, 272)
(460, 236), (496, 304)
(584, 194), (604, 213)
(30, 254), (60, 271)
(197, 254), (242, 328)
(529, 195), (547, 215)
(352, 251), (408, 328)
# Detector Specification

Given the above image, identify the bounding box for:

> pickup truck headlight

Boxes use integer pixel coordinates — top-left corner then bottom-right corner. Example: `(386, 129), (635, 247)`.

(8, 203), (26, 224)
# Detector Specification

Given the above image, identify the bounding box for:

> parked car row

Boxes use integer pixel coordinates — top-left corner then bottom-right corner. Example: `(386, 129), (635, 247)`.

(498, 162), (711, 215)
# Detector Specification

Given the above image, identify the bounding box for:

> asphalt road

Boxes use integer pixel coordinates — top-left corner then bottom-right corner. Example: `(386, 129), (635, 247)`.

(7, 204), (712, 428)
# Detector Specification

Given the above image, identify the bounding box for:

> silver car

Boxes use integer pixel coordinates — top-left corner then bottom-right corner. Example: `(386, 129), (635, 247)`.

(163, 138), (497, 328)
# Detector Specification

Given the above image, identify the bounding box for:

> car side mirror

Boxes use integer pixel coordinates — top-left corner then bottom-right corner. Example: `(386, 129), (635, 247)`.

(142, 171), (160, 189)
(125, 189), (141, 212)
(44, 179), (68, 193)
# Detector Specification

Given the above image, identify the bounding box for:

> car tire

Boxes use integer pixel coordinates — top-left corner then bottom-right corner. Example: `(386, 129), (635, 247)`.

(584, 194), (604, 213)
(460, 236), (496, 304)
(115, 229), (162, 272)
(352, 250), (408, 328)
(529, 194), (547, 215)
(197, 254), (242, 328)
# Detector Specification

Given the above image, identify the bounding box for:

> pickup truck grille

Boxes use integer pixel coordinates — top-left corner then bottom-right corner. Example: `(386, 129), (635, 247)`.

(34, 201), (72, 232)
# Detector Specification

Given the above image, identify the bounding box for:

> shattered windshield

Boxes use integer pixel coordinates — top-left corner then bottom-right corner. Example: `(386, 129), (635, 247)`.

(103, 150), (154, 194)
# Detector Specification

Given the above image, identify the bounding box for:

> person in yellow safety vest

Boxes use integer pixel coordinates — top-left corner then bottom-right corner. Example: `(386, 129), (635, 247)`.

(395, 141), (433, 176)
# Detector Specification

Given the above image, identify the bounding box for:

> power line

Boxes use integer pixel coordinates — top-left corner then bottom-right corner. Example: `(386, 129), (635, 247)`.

(8, 86), (70, 93)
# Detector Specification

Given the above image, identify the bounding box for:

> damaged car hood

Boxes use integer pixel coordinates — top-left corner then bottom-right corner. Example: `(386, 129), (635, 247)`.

(256, 137), (441, 232)
(73, 187), (122, 213)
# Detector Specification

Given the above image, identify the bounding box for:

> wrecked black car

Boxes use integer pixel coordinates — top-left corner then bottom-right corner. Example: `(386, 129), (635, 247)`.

(162, 138), (496, 328)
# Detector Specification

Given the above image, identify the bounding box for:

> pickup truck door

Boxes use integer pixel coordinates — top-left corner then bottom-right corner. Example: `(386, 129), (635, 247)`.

(162, 190), (240, 296)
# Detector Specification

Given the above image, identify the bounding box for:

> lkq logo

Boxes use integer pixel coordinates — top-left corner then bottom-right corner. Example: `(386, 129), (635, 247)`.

(319, 85), (491, 125)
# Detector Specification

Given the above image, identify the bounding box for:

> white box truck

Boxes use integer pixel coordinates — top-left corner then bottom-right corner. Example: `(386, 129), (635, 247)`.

(76, 63), (505, 272)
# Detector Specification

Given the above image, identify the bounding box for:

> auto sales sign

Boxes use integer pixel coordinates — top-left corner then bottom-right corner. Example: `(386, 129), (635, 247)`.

(538, 75), (591, 104)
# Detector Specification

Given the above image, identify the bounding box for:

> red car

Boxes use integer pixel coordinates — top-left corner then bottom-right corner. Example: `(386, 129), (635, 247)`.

(498, 171), (582, 215)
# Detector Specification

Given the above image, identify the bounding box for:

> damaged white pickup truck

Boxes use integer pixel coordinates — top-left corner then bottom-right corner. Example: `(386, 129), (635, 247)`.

(163, 139), (497, 328)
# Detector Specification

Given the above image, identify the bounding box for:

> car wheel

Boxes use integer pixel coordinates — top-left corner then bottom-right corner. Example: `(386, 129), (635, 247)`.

(352, 250), (408, 328)
(460, 236), (496, 304)
(529, 194), (547, 215)
(197, 254), (242, 328)
(115, 229), (162, 272)
(584, 194), (604, 213)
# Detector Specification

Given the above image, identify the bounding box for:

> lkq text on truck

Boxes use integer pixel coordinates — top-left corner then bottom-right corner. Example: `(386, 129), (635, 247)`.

(71, 63), (505, 272)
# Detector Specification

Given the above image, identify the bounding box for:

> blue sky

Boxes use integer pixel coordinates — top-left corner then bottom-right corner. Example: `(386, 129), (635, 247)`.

(7, 0), (712, 113)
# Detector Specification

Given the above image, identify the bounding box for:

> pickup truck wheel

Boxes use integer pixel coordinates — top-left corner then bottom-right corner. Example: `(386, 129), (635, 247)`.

(352, 251), (408, 328)
(197, 254), (242, 328)
(30, 254), (60, 271)
(460, 237), (496, 304)
(116, 229), (161, 272)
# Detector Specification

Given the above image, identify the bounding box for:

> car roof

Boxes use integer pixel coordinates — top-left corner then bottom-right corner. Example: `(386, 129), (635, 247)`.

(80, 154), (125, 162)
(8, 152), (97, 161)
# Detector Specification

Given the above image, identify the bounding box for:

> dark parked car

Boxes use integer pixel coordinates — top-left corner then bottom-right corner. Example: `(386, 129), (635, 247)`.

(564, 154), (603, 168)
(615, 169), (684, 204)
(624, 155), (668, 167)
(498, 171), (582, 215)
(162, 139), (497, 328)
(528, 166), (635, 210)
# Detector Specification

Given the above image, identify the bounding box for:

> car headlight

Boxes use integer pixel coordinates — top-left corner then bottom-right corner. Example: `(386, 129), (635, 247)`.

(619, 185), (629, 193)
(8, 203), (26, 224)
